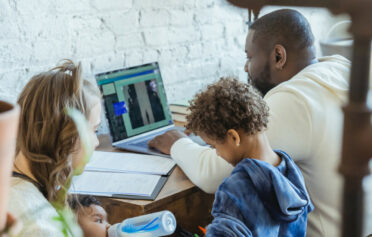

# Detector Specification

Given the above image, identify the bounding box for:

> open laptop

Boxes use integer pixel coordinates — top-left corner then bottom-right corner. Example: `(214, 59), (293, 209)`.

(96, 62), (205, 158)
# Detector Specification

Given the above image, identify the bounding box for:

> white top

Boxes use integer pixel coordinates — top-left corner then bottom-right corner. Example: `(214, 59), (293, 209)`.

(170, 55), (351, 237)
(8, 177), (82, 237)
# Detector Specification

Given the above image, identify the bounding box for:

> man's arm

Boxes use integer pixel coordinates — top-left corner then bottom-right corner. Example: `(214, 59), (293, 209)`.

(148, 130), (233, 193)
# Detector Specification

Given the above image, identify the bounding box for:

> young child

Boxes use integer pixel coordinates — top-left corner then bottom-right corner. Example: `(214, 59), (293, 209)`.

(69, 196), (111, 237)
(185, 77), (313, 236)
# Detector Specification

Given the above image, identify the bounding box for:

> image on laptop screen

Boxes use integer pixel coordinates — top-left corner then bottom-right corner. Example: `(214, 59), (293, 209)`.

(96, 62), (173, 142)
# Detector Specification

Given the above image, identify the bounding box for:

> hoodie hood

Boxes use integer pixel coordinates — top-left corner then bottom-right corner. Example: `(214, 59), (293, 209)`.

(265, 55), (350, 103)
(233, 150), (313, 222)
(302, 55), (350, 101)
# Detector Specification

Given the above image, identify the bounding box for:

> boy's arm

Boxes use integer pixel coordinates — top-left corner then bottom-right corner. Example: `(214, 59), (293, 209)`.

(171, 138), (233, 194)
(205, 189), (253, 237)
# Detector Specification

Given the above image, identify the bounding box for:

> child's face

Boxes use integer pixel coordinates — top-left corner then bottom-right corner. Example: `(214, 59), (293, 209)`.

(77, 204), (110, 237)
(72, 102), (102, 171)
(199, 131), (242, 166)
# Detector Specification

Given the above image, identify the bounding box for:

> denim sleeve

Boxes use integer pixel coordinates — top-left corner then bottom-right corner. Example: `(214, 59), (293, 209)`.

(206, 189), (252, 237)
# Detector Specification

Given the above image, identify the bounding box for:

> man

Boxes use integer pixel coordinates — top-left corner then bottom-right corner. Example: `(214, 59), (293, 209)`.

(149, 9), (350, 237)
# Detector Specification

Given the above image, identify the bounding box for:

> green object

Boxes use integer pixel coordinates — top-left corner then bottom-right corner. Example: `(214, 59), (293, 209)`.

(66, 107), (94, 175)
(194, 234), (200, 237)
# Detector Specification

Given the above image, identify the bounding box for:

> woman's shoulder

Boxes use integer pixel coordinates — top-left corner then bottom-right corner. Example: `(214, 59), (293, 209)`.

(8, 177), (68, 237)
(9, 177), (52, 214)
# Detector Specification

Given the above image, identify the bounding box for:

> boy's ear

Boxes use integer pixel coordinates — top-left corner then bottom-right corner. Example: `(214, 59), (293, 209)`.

(227, 129), (240, 146)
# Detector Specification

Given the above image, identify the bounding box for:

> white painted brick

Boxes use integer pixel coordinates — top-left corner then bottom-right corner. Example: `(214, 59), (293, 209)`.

(116, 34), (144, 50)
(69, 15), (103, 37)
(195, 6), (245, 25)
(90, 0), (132, 11)
(219, 55), (246, 78)
(101, 10), (139, 35)
(142, 27), (169, 46)
(140, 9), (170, 27)
(167, 26), (201, 44)
(73, 32), (116, 58)
(54, 0), (91, 14)
(0, 41), (33, 72)
(200, 23), (225, 40)
(0, 0), (12, 18)
(195, 0), (216, 9)
(143, 49), (159, 63)
(201, 39), (227, 57)
(225, 21), (246, 37)
(158, 46), (188, 63)
(187, 43), (203, 59)
(0, 69), (35, 102)
(134, 0), (194, 9)
(124, 50), (143, 67)
(169, 10), (194, 26)
(14, 0), (53, 16)
(30, 40), (72, 63)
(0, 0), (353, 137)
(90, 53), (125, 74)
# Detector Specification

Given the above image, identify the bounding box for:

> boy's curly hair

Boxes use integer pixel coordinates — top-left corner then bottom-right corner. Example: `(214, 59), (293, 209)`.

(186, 77), (269, 141)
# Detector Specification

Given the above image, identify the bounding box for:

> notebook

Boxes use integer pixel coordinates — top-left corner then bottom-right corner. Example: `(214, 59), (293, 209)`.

(85, 151), (176, 175)
(69, 171), (167, 200)
(95, 62), (205, 158)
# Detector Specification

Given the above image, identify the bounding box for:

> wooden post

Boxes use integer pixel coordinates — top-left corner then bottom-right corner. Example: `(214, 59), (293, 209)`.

(226, 1), (372, 236)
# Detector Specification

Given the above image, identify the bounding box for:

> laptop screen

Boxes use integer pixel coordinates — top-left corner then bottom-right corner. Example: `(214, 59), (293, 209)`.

(96, 62), (173, 142)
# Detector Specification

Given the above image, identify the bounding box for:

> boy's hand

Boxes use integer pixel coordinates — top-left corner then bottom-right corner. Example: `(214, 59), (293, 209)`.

(148, 130), (187, 155)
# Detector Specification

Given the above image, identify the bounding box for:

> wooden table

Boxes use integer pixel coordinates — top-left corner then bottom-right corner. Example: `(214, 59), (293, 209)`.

(95, 134), (214, 235)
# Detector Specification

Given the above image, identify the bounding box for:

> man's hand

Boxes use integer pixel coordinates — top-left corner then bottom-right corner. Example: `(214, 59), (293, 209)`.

(148, 129), (188, 155)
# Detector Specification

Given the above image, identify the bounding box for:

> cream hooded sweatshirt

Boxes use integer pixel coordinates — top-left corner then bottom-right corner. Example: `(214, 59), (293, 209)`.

(170, 55), (351, 237)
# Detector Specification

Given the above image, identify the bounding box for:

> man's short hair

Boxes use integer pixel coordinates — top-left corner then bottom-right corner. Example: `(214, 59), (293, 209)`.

(250, 9), (314, 52)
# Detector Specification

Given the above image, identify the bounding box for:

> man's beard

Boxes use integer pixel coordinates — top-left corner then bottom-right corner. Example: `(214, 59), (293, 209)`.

(247, 63), (275, 96)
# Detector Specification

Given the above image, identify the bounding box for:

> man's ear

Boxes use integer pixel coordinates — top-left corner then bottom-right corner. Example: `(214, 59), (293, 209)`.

(227, 129), (240, 146)
(271, 44), (287, 70)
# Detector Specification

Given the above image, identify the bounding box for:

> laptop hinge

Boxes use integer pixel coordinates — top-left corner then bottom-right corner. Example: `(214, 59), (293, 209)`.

(112, 124), (175, 145)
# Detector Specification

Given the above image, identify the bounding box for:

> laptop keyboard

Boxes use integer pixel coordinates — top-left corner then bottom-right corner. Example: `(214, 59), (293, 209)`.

(129, 139), (151, 147)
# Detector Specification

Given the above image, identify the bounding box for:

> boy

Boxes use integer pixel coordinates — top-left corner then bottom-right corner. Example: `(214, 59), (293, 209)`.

(185, 77), (313, 236)
(69, 196), (111, 237)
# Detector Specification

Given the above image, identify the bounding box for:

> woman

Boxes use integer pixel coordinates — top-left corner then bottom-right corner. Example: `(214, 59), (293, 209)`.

(8, 60), (101, 236)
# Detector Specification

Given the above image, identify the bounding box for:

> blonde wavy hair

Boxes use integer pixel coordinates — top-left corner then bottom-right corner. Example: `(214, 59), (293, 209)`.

(16, 60), (100, 204)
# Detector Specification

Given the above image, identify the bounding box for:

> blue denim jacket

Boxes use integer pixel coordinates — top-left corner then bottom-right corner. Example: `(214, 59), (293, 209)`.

(206, 150), (313, 237)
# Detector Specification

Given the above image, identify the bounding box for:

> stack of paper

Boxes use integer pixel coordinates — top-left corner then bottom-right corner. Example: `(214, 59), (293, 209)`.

(69, 151), (175, 200)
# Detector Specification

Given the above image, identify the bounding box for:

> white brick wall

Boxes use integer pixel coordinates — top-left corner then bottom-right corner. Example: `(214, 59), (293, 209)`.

(0, 1), (353, 136)
(0, 1), (349, 104)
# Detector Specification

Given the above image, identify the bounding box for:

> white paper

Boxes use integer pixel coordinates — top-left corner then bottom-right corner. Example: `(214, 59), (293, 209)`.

(85, 151), (175, 175)
(69, 171), (161, 197)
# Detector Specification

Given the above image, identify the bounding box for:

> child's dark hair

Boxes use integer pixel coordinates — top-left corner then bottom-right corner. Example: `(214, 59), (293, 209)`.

(186, 77), (269, 141)
(69, 195), (101, 212)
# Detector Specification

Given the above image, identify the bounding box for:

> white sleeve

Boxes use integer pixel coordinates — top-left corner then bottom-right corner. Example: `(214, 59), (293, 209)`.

(265, 91), (313, 162)
(170, 138), (234, 193)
